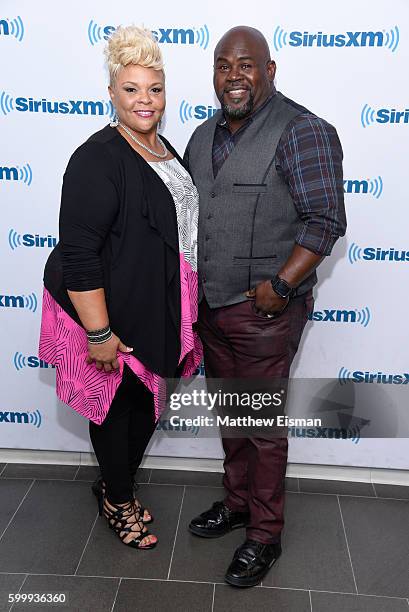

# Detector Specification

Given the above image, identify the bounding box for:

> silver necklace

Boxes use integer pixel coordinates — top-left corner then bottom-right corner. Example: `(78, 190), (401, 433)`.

(118, 122), (168, 159)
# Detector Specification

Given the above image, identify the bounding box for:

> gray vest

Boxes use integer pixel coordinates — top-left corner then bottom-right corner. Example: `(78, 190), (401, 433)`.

(187, 91), (317, 308)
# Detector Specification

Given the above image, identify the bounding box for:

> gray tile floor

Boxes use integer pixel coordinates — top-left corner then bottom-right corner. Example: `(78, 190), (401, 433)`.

(0, 465), (408, 612)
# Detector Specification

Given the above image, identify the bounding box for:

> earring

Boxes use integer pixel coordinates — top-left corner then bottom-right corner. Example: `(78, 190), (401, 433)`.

(110, 113), (119, 128)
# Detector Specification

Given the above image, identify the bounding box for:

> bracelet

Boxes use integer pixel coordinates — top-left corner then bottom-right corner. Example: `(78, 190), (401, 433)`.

(86, 325), (112, 344)
(86, 325), (110, 337)
(88, 332), (113, 344)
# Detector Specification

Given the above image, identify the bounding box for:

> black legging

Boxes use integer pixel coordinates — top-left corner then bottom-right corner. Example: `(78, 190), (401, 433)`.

(89, 365), (156, 503)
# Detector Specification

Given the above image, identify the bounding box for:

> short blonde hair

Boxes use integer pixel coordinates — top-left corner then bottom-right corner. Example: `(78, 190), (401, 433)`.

(105, 25), (164, 84)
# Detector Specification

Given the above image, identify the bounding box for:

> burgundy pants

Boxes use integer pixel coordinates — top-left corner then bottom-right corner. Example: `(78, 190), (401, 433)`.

(198, 292), (313, 544)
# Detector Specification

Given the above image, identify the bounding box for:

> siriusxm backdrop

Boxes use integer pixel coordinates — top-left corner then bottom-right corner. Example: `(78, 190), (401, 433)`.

(1, 0), (408, 469)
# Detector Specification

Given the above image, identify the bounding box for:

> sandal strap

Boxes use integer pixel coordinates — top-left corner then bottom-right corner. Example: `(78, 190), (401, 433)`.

(103, 498), (152, 547)
(99, 482), (150, 520)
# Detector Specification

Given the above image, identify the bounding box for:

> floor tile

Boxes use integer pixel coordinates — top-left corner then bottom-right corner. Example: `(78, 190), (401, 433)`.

(285, 477), (299, 492)
(339, 496), (409, 598)
(75, 466), (150, 484)
(169, 486), (247, 583)
(12, 574), (119, 612)
(0, 480), (32, 535)
(1, 464), (77, 481)
(114, 578), (213, 612)
(0, 481), (97, 575)
(150, 469), (223, 487)
(0, 574), (26, 612)
(374, 484), (409, 500)
(214, 584), (310, 611)
(311, 591), (409, 611)
(74, 466), (100, 482)
(299, 479), (375, 497)
(77, 484), (183, 579)
(262, 493), (356, 592)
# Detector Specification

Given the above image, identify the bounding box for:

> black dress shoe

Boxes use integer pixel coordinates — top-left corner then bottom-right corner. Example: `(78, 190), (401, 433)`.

(225, 539), (282, 587)
(189, 501), (249, 538)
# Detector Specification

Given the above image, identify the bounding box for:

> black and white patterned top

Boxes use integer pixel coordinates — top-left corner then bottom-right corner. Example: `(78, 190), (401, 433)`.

(148, 158), (198, 272)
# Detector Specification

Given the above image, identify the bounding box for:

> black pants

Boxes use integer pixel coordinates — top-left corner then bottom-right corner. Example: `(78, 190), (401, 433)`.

(89, 366), (156, 503)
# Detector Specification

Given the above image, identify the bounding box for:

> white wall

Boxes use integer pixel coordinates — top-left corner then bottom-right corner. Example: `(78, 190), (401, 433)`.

(1, 0), (408, 468)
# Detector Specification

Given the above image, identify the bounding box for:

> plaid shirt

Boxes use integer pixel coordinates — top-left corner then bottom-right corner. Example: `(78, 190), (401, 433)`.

(211, 92), (346, 256)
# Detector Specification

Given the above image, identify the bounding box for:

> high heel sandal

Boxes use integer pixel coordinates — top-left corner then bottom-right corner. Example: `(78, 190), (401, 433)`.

(103, 498), (157, 549)
(91, 477), (153, 523)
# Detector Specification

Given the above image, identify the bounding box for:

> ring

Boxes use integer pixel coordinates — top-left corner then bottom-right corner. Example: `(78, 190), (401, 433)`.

(266, 313), (274, 318)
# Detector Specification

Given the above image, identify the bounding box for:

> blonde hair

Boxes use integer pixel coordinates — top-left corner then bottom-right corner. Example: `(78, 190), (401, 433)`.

(105, 25), (164, 84)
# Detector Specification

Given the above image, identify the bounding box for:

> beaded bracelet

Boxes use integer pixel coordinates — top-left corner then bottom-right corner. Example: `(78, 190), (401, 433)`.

(86, 325), (112, 344)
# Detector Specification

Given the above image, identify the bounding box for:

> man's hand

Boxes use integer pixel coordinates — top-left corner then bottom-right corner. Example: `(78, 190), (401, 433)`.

(245, 280), (289, 315)
(86, 334), (133, 372)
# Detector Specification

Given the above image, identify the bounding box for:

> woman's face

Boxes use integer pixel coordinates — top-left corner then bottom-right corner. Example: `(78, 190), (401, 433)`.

(109, 64), (165, 135)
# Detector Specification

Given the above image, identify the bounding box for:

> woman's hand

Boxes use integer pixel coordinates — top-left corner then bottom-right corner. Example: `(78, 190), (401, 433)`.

(86, 333), (133, 372)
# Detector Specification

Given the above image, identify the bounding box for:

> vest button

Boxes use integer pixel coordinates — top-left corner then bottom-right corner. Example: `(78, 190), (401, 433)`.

(205, 235), (210, 241)
(207, 213), (212, 220)
(204, 256), (209, 262)
(210, 192), (216, 198)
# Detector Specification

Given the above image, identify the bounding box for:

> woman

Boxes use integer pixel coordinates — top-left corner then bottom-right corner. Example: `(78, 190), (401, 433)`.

(39, 26), (201, 549)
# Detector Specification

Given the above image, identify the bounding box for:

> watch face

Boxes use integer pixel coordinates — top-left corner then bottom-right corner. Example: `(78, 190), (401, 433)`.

(272, 278), (291, 298)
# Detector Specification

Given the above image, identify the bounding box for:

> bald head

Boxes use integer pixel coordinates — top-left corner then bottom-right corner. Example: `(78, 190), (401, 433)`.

(214, 26), (271, 63)
(213, 26), (276, 127)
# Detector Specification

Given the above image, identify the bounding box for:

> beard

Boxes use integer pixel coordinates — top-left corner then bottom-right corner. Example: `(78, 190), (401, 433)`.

(221, 90), (255, 120)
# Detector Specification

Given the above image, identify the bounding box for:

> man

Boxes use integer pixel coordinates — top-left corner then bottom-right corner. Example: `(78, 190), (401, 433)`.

(184, 26), (346, 588)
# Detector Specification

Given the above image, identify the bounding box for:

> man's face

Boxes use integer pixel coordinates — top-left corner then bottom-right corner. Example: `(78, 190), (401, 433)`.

(213, 35), (275, 121)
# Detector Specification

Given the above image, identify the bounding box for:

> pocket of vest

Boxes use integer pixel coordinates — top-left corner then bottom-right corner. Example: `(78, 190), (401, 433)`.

(232, 183), (268, 194)
(233, 255), (277, 266)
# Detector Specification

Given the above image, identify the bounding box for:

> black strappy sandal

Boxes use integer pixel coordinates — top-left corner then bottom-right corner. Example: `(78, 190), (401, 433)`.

(91, 476), (153, 523)
(103, 498), (157, 549)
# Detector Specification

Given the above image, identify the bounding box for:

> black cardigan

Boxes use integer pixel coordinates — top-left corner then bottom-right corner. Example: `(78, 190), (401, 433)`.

(43, 125), (183, 377)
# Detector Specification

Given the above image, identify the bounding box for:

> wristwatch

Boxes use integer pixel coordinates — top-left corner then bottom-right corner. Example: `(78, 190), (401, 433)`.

(271, 275), (294, 299)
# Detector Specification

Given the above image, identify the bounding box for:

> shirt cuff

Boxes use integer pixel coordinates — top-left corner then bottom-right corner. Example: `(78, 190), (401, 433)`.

(295, 229), (339, 257)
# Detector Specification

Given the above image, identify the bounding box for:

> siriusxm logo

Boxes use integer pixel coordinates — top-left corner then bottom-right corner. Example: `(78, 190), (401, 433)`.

(179, 100), (218, 124)
(0, 91), (114, 119)
(8, 229), (57, 250)
(0, 292), (37, 312)
(193, 362), (205, 376)
(0, 410), (42, 428)
(348, 243), (409, 264)
(156, 419), (199, 436)
(361, 104), (409, 127)
(339, 367), (409, 386)
(289, 426), (360, 444)
(88, 21), (209, 49)
(273, 26), (399, 52)
(0, 16), (24, 42)
(0, 164), (32, 186)
(344, 177), (383, 199)
(13, 352), (55, 371)
(308, 307), (371, 327)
